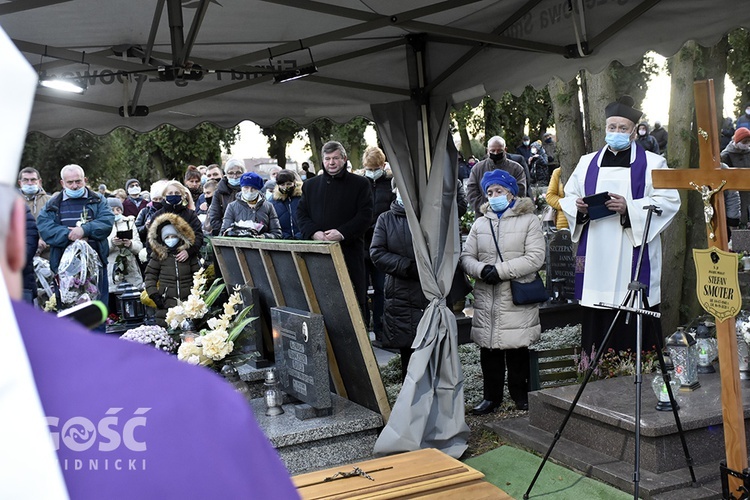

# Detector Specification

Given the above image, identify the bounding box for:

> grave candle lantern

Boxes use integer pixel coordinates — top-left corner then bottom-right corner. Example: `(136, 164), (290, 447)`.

(651, 355), (680, 412)
(666, 327), (700, 391)
(116, 285), (146, 325)
(695, 322), (718, 374)
(264, 369), (285, 416)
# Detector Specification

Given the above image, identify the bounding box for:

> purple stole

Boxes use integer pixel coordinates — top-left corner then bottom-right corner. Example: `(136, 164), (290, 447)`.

(574, 144), (649, 299)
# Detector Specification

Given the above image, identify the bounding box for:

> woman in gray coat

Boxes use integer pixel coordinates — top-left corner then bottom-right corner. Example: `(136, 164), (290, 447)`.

(460, 169), (545, 415)
(220, 172), (282, 238)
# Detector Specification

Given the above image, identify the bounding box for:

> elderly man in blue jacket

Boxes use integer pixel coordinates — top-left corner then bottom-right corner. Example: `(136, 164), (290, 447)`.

(37, 164), (114, 307)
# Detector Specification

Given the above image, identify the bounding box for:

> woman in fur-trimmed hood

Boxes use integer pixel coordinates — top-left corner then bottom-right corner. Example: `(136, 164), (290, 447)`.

(144, 212), (201, 327)
(460, 169), (545, 415)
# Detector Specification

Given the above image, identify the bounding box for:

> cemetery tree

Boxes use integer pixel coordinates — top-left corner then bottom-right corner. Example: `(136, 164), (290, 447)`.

(129, 123), (238, 180)
(331, 117), (371, 170)
(581, 56), (656, 150)
(22, 130), (107, 194)
(306, 118), (333, 172)
(660, 41), (699, 335)
(580, 67), (616, 150)
(727, 28), (750, 112)
(452, 102), (475, 161)
(262, 118), (304, 168)
(547, 76), (585, 183)
(610, 56), (659, 118)
(481, 96), (503, 142)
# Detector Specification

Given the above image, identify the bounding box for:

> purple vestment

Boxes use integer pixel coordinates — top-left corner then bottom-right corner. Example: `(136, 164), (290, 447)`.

(15, 300), (299, 499)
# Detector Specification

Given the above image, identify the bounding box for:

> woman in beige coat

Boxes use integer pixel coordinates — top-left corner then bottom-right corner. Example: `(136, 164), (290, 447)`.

(460, 169), (545, 414)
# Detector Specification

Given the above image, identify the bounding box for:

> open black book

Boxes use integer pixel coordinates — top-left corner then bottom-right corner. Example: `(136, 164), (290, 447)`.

(582, 192), (616, 220)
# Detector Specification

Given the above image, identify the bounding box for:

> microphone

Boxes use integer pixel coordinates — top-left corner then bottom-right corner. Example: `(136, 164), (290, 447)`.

(57, 300), (109, 329)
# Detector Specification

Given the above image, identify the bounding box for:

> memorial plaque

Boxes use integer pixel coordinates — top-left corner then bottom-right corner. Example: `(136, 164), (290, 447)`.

(546, 229), (575, 300)
(271, 307), (331, 411)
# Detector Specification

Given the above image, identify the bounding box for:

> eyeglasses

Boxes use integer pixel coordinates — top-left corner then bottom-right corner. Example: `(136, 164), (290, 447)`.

(226, 171), (243, 177)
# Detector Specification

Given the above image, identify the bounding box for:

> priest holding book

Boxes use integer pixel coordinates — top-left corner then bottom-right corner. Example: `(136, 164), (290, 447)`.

(559, 96), (681, 355)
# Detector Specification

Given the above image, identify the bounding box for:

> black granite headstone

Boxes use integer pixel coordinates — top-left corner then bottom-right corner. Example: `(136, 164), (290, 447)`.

(271, 307), (331, 417)
(546, 229), (575, 301)
(239, 286), (271, 368)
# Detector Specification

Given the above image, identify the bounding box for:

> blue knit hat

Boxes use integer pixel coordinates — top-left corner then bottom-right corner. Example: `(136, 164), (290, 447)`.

(481, 169), (518, 196)
(240, 172), (263, 190)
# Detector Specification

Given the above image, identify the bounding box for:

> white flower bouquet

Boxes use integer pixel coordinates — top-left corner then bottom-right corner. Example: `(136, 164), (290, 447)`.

(121, 324), (179, 352)
(177, 287), (256, 367)
(165, 267), (225, 330)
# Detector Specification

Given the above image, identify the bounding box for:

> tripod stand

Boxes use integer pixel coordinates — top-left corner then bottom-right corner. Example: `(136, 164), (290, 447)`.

(524, 205), (697, 499)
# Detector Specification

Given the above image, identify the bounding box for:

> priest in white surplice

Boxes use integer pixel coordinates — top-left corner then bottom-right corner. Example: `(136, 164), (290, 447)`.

(559, 96), (680, 355)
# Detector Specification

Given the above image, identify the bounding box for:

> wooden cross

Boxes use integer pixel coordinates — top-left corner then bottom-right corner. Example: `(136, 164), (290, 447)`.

(652, 79), (750, 494)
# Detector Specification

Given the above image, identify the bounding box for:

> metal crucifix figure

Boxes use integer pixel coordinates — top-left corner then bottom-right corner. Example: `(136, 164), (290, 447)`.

(690, 179), (727, 240)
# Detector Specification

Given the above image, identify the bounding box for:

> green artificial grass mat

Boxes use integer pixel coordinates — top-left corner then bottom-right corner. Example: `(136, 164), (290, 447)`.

(465, 445), (632, 499)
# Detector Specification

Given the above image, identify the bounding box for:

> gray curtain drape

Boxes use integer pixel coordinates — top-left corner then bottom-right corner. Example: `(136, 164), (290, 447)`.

(371, 99), (470, 458)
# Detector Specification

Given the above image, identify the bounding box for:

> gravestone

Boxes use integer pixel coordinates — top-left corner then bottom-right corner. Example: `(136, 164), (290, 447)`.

(732, 229), (750, 255)
(546, 229), (575, 301)
(239, 286), (271, 368)
(271, 306), (332, 419)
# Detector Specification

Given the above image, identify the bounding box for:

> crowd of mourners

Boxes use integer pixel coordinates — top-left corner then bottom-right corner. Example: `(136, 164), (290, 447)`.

(19, 105), (750, 416)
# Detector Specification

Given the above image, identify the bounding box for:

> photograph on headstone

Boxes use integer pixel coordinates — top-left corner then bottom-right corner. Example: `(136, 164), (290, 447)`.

(272, 307), (331, 417)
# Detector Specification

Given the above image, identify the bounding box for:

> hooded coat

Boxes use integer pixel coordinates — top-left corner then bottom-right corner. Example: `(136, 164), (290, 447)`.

(144, 213), (201, 327)
(208, 177), (241, 236)
(370, 200), (429, 348)
(635, 122), (660, 154)
(460, 197), (544, 350)
(721, 141), (750, 168)
(151, 200), (204, 258)
(270, 181), (303, 239)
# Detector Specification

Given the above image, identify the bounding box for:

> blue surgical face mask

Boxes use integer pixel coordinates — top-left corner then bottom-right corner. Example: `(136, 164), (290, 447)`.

(114, 214), (123, 222)
(228, 177), (241, 187)
(164, 236), (180, 248)
(489, 194), (509, 212)
(65, 187), (86, 199)
(300, 175), (307, 181)
(605, 132), (632, 151)
(242, 189), (260, 202)
(365, 169), (384, 180)
(395, 191), (403, 206)
(21, 184), (39, 195)
(201, 175), (207, 185)
(165, 194), (183, 206)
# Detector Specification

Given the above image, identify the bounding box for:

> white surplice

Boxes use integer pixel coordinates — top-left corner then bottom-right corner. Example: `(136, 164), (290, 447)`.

(559, 144), (681, 309)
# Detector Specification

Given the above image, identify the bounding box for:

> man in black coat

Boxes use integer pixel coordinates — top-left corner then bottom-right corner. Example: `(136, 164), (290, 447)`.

(297, 141), (373, 312)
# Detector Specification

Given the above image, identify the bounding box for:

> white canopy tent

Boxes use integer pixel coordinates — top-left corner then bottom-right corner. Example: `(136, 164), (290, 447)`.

(0, 0), (746, 137)
(3, 0), (748, 458)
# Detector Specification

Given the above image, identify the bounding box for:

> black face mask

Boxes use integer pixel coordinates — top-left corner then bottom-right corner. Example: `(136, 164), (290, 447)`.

(205, 196), (213, 206)
(152, 201), (163, 210)
(489, 152), (505, 162)
(281, 187), (295, 196)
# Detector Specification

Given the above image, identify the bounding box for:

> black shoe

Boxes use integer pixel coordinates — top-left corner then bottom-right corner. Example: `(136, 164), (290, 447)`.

(471, 400), (501, 415)
(515, 401), (529, 411)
